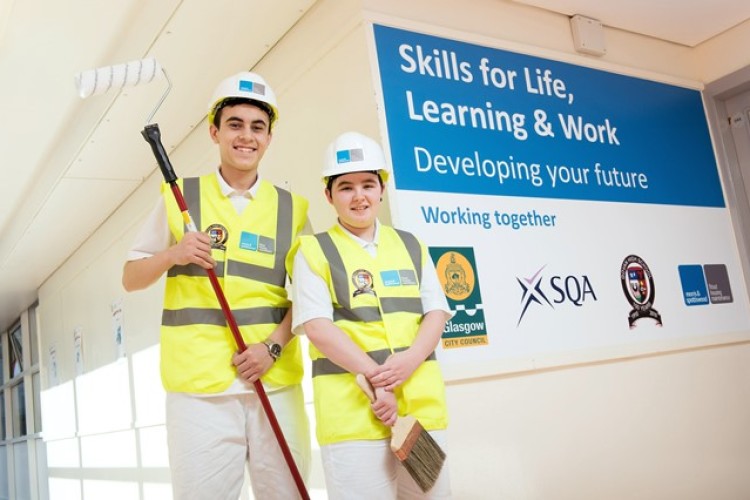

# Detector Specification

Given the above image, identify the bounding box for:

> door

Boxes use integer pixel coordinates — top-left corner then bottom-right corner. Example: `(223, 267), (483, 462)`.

(724, 89), (750, 208)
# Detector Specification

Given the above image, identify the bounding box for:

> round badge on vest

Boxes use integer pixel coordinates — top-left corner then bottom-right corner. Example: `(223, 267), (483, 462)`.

(206, 223), (229, 250)
(352, 269), (376, 297)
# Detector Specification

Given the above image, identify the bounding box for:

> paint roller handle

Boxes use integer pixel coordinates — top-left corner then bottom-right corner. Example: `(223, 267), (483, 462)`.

(141, 123), (178, 184)
(140, 122), (245, 351)
(140, 123), (309, 499)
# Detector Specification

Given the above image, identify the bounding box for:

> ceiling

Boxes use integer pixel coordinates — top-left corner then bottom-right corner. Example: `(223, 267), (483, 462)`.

(512, 0), (750, 47)
(1, 0), (750, 331)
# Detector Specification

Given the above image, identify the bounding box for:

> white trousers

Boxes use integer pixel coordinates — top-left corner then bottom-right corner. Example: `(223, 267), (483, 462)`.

(321, 430), (451, 500)
(166, 384), (311, 500)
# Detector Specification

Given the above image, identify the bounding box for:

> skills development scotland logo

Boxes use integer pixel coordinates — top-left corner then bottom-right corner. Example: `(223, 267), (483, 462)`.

(678, 263), (733, 306)
(429, 247), (488, 349)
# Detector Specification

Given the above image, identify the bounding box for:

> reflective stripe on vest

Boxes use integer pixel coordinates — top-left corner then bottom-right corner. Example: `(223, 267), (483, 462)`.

(162, 178), (293, 328)
(312, 347), (436, 376)
(162, 306), (286, 327)
(301, 226), (447, 443)
(314, 231), (424, 323)
(159, 176), (309, 393)
(166, 177), (292, 288)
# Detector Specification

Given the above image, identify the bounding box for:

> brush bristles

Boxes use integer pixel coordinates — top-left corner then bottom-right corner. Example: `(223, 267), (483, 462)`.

(391, 415), (447, 492)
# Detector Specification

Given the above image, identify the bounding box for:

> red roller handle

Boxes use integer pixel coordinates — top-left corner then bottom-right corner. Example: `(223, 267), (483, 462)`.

(145, 125), (309, 499)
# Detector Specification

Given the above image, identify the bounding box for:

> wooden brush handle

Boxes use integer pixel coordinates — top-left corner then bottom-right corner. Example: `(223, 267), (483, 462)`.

(355, 373), (376, 403)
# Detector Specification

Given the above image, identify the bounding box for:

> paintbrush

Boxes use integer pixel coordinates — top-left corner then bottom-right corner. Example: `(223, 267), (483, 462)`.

(355, 373), (446, 492)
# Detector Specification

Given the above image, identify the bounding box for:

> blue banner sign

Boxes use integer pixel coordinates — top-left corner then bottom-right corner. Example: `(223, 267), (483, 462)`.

(373, 24), (725, 208)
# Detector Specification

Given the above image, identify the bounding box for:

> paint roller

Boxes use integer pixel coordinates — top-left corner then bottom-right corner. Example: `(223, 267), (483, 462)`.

(75, 57), (163, 98)
(74, 59), (309, 499)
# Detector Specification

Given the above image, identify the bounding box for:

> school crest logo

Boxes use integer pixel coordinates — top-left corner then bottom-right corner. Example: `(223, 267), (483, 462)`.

(206, 223), (228, 250)
(351, 269), (375, 297)
(620, 254), (662, 328)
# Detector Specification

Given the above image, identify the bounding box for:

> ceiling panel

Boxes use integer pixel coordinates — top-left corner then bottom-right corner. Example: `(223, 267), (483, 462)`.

(0, 0), (146, 217)
(511, 0), (750, 47)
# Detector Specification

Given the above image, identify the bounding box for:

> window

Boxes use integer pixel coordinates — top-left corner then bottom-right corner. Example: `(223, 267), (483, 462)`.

(9, 323), (22, 378)
(0, 334), (4, 381)
(0, 390), (5, 441)
(0, 334), (5, 441)
(2, 304), (45, 499)
(33, 372), (42, 433)
(12, 381), (26, 437)
(29, 308), (39, 367)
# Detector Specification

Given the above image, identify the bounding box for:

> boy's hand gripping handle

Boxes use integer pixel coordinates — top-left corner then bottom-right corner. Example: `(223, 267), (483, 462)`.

(140, 123), (309, 499)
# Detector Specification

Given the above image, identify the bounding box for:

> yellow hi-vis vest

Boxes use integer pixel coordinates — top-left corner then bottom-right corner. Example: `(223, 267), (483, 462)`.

(295, 224), (448, 445)
(161, 175), (309, 393)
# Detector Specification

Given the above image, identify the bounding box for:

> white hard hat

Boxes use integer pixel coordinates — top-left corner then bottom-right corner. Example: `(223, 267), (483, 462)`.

(322, 131), (390, 184)
(208, 71), (279, 127)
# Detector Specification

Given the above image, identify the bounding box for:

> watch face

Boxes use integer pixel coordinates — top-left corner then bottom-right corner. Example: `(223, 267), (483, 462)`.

(270, 343), (281, 356)
(266, 342), (281, 358)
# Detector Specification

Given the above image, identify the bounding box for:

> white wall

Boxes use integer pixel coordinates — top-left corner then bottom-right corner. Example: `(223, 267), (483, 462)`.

(695, 18), (750, 82)
(447, 342), (750, 499)
(36, 0), (750, 498)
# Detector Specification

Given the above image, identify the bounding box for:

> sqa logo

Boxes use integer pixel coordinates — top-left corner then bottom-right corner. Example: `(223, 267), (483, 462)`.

(516, 265), (598, 325)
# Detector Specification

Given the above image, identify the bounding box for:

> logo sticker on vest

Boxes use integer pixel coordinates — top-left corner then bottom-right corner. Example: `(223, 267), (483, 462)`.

(206, 223), (228, 250)
(352, 269), (376, 297)
(258, 235), (276, 254)
(239, 231), (276, 254)
(380, 269), (418, 287)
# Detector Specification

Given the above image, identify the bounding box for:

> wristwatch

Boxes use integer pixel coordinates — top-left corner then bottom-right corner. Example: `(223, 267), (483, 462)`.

(263, 340), (282, 362)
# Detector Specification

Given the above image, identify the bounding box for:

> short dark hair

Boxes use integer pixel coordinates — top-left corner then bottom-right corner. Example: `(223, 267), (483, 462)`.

(326, 170), (382, 191)
(212, 97), (275, 128)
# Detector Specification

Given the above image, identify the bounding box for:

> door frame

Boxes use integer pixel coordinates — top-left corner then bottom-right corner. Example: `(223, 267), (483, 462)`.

(704, 64), (750, 293)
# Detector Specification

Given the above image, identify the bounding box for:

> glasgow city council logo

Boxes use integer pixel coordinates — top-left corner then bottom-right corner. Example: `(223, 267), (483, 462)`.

(430, 247), (488, 349)
(620, 254), (662, 328)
